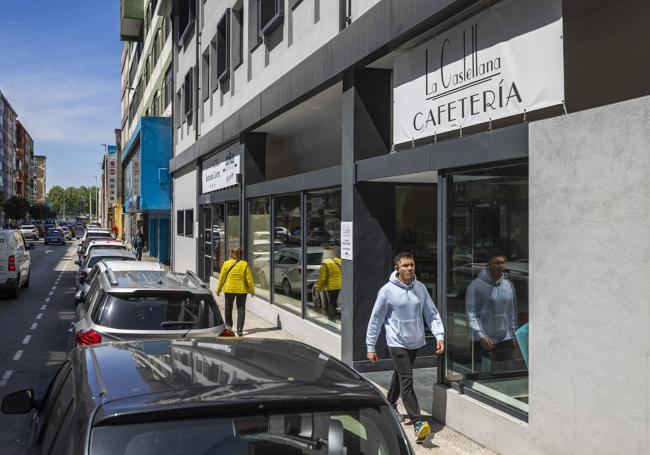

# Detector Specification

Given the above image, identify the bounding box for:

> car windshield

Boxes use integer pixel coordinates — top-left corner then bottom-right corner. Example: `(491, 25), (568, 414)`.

(21, 225), (35, 229)
(90, 406), (409, 455)
(87, 256), (135, 268)
(93, 294), (223, 330)
(49, 229), (62, 235)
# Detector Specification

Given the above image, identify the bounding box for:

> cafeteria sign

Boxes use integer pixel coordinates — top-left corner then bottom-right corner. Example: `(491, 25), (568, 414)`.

(393, 0), (564, 144)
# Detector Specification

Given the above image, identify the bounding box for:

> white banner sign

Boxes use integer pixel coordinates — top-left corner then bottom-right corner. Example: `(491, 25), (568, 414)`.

(202, 154), (240, 194)
(393, 0), (564, 144)
(340, 222), (353, 261)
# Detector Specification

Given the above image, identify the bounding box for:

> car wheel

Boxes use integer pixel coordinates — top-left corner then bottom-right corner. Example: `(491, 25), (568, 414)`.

(22, 270), (29, 288)
(8, 282), (19, 299)
(282, 278), (292, 296)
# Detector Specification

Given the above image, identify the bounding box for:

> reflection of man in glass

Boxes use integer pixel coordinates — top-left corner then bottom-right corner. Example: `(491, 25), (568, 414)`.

(465, 252), (517, 371)
(314, 246), (341, 321)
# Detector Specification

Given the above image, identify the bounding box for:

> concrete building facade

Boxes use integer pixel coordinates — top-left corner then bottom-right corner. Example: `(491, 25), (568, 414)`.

(119, 0), (174, 263)
(0, 91), (17, 203)
(165, 0), (650, 453)
(15, 120), (34, 201)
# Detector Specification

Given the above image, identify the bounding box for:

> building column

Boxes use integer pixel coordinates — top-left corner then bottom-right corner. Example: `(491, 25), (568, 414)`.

(340, 69), (393, 370)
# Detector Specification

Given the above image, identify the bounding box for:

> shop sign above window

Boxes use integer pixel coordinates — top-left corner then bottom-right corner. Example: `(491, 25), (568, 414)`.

(202, 151), (240, 194)
(393, 0), (564, 145)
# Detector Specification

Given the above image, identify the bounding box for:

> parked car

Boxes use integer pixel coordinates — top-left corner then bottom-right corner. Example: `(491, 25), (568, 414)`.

(78, 229), (114, 258)
(75, 260), (166, 301)
(75, 248), (137, 285)
(19, 225), (39, 240)
(74, 225), (85, 239)
(257, 246), (324, 296)
(80, 239), (127, 262)
(1, 338), (413, 454)
(44, 228), (66, 245)
(0, 230), (32, 298)
(71, 267), (229, 347)
(60, 226), (74, 240)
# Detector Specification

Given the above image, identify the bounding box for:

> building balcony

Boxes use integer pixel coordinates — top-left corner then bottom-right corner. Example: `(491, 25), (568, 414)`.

(120, 0), (143, 42)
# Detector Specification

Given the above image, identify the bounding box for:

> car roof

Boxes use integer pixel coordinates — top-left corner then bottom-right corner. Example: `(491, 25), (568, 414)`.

(87, 240), (124, 246)
(100, 270), (209, 293)
(87, 248), (136, 259)
(99, 260), (165, 272)
(71, 339), (379, 425)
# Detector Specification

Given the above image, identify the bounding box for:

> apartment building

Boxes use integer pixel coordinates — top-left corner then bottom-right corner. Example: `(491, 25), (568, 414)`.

(15, 120), (34, 201)
(0, 91), (16, 204)
(33, 155), (46, 203)
(166, 1), (649, 453)
(119, 0), (174, 264)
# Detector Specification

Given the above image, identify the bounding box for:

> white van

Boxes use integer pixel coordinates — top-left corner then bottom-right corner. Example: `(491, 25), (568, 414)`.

(0, 230), (32, 298)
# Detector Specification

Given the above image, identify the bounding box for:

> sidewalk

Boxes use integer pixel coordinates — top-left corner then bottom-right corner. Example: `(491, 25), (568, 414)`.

(212, 294), (495, 455)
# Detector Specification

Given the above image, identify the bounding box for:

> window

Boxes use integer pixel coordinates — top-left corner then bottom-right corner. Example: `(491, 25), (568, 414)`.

(247, 197), (271, 301)
(176, 210), (184, 235)
(164, 65), (173, 108)
(177, 0), (196, 45)
(211, 204), (225, 277)
(185, 209), (194, 237)
(258, 0), (284, 36)
(272, 193), (301, 314)
(231, 2), (244, 69)
(216, 9), (230, 83)
(445, 162), (529, 415)
(183, 68), (193, 122)
(209, 34), (218, 92)
(201, 48), (210, 101)
(226, 201), (240, 254)
(305, 188), (341, 329)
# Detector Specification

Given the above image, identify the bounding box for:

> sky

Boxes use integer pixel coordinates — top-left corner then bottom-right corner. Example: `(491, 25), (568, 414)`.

(0, 0), (122, 192)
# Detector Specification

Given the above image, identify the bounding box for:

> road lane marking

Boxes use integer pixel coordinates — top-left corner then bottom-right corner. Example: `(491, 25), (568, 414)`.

(41, 305), (47, 310)
(45, 297), (50, 303)
(48, 291), (53, 296)
(36, 313), (43, 320)
(51, 286), (57, 290)
(22, 335), (31, 345)
(12, 351), (23, 361)
(0, 371), (13, 386)
(30, 323), (38, 330)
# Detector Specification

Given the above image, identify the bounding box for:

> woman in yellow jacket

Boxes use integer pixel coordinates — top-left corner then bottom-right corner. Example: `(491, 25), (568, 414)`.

(216, 247), (255, 337)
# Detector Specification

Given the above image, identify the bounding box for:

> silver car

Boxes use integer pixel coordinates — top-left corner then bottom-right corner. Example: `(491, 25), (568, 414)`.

(71, 262), (228, 348)
(258, 246), (324, 296)
(75, 248), (137, 286)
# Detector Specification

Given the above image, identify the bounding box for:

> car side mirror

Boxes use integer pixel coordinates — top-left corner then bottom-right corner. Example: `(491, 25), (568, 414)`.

(2, 389), (35, 414)
(74, 260), (81, 266)
(74, 290), (85, 305)
(28, 244), (35, 250)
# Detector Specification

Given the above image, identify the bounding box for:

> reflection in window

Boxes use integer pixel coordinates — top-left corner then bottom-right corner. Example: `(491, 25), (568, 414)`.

(306, 188), (341, 330)
(272, 193), (301, 313)
(248, 197), (271, 301)
(226, 202), (240, 253)
(445, 163), (529, 414)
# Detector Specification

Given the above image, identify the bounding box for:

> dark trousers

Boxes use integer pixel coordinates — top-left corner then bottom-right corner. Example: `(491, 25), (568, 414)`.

(387, 347), (421, 421)
(320, 289), (340, 320)
(224, 293), (247, 332)
(473, 339), (517, 372)
(135, 247), (143, 261)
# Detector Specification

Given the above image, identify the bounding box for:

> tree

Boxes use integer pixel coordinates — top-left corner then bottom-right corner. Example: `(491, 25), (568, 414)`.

(28, 203), (51, 221)
(46, 186), (65, 215)
(3, 196), (30, 224)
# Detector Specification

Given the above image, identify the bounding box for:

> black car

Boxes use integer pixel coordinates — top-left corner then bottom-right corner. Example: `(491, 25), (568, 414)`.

(2, 338), (413, 454)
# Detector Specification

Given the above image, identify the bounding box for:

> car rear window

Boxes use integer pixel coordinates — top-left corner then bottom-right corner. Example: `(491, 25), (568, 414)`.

(90, 406), (409, 455)
(93, 295), (223, 330)
(49, 229), (63, 235)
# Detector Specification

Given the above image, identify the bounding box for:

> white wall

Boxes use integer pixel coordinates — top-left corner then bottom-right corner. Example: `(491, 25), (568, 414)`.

(172, 167), (197, 272)
(435, 95), (650, 455)
(350, 0), (381, 23)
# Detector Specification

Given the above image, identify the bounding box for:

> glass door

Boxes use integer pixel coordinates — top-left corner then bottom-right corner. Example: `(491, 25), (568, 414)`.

(201, 206), (212, 282)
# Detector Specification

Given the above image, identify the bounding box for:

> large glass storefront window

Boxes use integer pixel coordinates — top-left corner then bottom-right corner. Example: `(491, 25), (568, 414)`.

(445, 163), (529, 415)
(306, 188), (341, 329)
(248, 197), (271, 301)
(211, 204), (225, 277)
(272, 193), (302, 314)
(226, 202), (240, 252)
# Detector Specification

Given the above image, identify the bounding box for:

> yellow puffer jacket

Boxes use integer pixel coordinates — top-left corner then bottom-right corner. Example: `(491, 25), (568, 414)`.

(315, 258), (342, 291)
(217, 259), (255, 295)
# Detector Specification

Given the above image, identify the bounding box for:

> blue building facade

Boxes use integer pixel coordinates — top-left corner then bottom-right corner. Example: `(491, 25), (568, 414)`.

(122, 117), (171, 264)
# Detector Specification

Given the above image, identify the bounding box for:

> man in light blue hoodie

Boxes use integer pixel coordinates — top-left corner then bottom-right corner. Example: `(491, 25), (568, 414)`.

(366, 252), (445, 442)
(465, 252), (518, 372)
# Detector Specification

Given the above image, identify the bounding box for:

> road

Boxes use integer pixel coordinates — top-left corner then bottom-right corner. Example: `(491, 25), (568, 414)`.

(0, 240), (76, 455)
